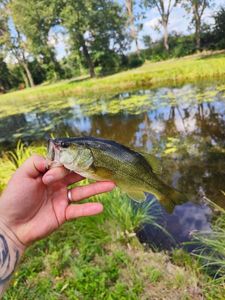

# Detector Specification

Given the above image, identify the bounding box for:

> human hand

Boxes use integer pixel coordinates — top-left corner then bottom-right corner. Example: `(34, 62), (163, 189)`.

(0, 155), (115, 247)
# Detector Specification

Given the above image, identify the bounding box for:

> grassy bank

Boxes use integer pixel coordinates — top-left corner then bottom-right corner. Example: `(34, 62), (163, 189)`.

(1, 52), (225, 104)
(0, 144), (225, 299)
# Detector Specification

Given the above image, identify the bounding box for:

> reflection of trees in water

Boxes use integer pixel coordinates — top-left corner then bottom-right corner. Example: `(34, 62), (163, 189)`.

(89, 114), (143, 147)
(0, 114), (27, 140)
(1, 94), (224, 208)
(87, 101), (225, 207)
(196, 102), (225, 141)
(93, 101), (224, 208)
(147, 102), (225, 207)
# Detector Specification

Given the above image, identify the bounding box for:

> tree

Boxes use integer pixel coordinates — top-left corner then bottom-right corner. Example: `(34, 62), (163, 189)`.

(125, 0), (140, 53)
(144, 0), (178, 51)
(9, 0), (64, 80)
(0, 56), (11, 91)
(0, 4), (35, 88)
(143, 35), (152, 48)
(6, 27), (35, 87)
(181, 0), (213, 50)
(61, 0), (128, 78)
(213, 6), (225, 49)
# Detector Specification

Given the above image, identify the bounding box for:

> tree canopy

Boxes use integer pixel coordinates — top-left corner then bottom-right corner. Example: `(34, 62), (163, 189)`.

(0, 0), (224, 91)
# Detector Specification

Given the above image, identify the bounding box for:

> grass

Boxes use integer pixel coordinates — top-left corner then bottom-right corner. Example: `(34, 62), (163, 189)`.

(1, 51), (225, 106)
(1, 143), (225, 299)
(190, 196), (225, 278)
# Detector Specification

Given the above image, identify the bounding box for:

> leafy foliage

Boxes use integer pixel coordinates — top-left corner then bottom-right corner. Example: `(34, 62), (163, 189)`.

(0, 0), (225, 90)
(0, 56), (14, 91)
(9, 0), (64, 80)
(213, 7), (225, 49)
(61, 0), (128, 77)
(180, 0), (214, 50)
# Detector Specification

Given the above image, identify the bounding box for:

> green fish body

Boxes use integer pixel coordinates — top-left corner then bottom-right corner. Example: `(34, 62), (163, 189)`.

(47, 137), (187, 213)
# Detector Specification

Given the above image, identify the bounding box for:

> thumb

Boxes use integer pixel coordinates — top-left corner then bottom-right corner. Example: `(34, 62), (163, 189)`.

(17, 155), (47, 179)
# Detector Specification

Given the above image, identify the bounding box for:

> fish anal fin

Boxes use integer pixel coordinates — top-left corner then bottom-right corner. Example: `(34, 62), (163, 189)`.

(126, 190), (146, 202)
(158, 195), (175, 214)
(152, 185), (188, 214)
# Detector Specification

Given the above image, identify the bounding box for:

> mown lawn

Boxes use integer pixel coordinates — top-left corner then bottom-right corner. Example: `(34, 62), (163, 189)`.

(1, 51), (225, 104)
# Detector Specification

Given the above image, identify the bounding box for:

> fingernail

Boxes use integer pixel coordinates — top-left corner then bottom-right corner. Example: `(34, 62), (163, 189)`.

(43, 175), (54, 184)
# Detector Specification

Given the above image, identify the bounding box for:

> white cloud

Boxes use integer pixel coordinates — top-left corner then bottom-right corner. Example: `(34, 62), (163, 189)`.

(139, 0), (224, 46)
(144, 17), (160, 29)
(48, 26), (69, 60)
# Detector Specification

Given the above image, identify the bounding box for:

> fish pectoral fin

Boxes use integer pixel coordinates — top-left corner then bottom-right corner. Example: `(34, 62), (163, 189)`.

(126, 190), (146, 202)
(94, 167), (114, 180)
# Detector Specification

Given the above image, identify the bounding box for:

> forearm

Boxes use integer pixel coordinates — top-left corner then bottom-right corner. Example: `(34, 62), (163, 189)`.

(0, 220), (25, 297)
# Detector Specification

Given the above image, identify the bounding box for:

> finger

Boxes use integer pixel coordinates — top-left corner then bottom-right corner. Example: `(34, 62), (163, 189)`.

(69, 181), (115, 202)
(18, 154), (46, 178)
(66, 203), (103, 220)
(63, 172), (84, 185)
(42, 166), (70, 185)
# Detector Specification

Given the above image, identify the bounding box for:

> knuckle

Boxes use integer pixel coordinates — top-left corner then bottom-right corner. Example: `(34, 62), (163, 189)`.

(31, 153), (42, 159)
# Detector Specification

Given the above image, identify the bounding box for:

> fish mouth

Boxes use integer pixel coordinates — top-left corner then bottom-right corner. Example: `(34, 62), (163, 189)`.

(47, 139), (61, 162)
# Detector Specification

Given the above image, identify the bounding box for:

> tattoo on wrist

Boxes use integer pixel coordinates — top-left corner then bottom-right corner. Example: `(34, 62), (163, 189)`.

(0, 221), (24, 296)
(0, 234), (20, 284)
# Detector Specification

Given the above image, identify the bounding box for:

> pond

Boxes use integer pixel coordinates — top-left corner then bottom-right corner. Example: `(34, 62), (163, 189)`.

(0, 81), (225, 250)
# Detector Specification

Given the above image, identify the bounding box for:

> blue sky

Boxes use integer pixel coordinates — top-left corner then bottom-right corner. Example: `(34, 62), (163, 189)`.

(52, 0), (224, 59)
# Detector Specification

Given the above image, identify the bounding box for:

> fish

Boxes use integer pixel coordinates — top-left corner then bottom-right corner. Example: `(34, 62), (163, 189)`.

(47, 136), (188, 213)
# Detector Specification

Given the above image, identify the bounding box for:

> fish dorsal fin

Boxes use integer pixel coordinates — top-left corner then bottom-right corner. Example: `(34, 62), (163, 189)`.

(140, 152), (162, 175)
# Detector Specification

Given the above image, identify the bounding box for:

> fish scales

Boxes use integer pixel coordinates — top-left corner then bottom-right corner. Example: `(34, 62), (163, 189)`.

(47, 136), (188, 213)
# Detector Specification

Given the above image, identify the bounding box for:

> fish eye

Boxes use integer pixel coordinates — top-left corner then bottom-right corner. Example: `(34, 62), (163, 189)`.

(61, 141), (69, 148)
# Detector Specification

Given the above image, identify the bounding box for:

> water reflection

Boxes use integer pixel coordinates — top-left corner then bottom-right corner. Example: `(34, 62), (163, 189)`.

(137, 197), (212, 251)
(0, 82), (225, 248)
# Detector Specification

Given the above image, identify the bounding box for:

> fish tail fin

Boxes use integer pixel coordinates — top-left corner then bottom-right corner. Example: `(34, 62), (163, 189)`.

(160, 187), (188, 213)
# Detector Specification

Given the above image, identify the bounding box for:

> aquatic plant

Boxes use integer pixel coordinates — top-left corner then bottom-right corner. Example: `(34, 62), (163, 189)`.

(1, 52), (225, 121)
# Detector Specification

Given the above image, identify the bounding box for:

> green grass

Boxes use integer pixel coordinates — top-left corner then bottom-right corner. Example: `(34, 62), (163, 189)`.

(1, 51), (225, 106)
(1, 143), (225, 299)
(190, 196), (225, 278)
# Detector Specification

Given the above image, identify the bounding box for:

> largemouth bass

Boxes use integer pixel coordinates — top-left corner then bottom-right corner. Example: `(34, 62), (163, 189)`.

(47, 137), (188, 213)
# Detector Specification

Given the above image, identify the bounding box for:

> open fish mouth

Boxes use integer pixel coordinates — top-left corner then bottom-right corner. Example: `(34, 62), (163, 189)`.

(46, 139), (63, 168)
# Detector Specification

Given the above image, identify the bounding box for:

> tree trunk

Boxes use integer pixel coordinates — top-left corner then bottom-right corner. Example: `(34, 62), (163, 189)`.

(126, 0), (139, 54)
(195, 17), (201, 50)
(22, 62), (35, 87)
(193, 2), (201, 51)
(21, 69), (30, 88)
(49, 50), (63, 80)
(135, 38), (140, 55)
(162, 19), (169, 51)
(81, 37), (95, 78)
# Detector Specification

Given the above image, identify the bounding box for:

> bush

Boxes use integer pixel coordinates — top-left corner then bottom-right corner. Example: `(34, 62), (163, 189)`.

(142, 33), (195, 61)
(127, 53), (145, 68)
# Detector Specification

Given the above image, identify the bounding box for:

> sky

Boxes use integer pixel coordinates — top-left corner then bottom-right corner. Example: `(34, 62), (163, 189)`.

(132, 0), (225, 52)
(9, 0), (225, 60)
(141, 0), (224, 38)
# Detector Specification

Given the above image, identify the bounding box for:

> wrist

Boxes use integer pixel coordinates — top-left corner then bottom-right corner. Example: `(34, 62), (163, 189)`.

(0, 219), (25, 295)
(0, 219), (26, 254)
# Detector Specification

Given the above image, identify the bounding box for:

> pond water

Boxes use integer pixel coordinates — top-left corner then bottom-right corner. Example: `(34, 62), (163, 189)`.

(0, 81), (225, 250)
